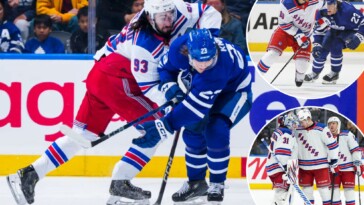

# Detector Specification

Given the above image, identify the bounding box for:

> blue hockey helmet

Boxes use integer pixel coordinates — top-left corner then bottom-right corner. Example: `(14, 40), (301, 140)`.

(327, 0), (337, 5)
(187, 29), (217, 62)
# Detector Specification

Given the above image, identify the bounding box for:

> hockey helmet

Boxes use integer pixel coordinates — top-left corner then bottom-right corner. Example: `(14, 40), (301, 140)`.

(278, 112), (298, 130)
(144, 0), (176, 31)
(297, 108), (311, 121)
(187, 29), (217, 62)
(327, 116), (341, 134)
(327, 0), (337, 5)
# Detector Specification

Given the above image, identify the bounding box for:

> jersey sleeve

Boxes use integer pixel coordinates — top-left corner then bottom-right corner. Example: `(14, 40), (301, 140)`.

(278, 4), (298, 36)
(322, 127), (339, 161)
(195, 3), (222, 36)
(271, 130), (295, 167)
(347, 131), (362, 161)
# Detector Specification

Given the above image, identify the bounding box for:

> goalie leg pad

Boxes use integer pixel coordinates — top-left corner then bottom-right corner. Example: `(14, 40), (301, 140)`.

(272, 188), (289, 205)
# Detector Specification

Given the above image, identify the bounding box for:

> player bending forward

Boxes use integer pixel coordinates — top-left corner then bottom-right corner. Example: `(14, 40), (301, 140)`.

(295, 109), (339, 205)
(132, 29), (252, 204)
(327, 116), (364, 205)
(266, 112), (298, 205)
(304, 0), (364, 84)
(6, 0), (221, 204)
(257, 0), (325, 87)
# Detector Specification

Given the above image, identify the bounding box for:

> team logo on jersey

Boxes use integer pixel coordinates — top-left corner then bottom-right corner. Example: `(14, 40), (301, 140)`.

(199, 90), (222, 100)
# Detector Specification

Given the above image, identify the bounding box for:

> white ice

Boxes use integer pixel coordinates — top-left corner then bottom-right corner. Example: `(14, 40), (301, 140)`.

(250, 188), (363, 204)
(0, 177), (254, 205)
(250, 52), (364, 99)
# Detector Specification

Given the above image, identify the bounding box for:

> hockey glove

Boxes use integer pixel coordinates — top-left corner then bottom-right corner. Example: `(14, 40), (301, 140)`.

(353, 160), (364, 176)
(315, 17), (331, 33)
(294, 33), (309, 49)
(160, 82), (185, 103)
(132, 118), (173, 148)
(312, 43), (323, 59)
(329, 159), (339, 176)
(346, 32), (364, 50)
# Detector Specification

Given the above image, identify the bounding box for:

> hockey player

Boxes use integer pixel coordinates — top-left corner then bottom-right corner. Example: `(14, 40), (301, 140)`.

(304, 0), (364, 84)
(266, 112), (298, 205)
(294, 108), (339, 205)
(131, 28), (252, 204)
(6, 1), (221, 205)
(327, 116), (364, 205)
(257, 0), (325, 87)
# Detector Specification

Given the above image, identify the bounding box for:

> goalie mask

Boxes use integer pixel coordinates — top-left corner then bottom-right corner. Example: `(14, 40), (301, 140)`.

(278, 113), (298, 130)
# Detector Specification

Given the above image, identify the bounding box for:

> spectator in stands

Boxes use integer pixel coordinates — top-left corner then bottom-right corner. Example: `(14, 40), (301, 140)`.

(24, 14), (65, 53)
(0, 0), (24, 53)
(6, 0), (36, 41)
(203, 0), (245, 51)
(97, 0), (133, 31)
(36, 0), (87, 33)
(129, 0), (144, 23)
(70, 6), (109, 53)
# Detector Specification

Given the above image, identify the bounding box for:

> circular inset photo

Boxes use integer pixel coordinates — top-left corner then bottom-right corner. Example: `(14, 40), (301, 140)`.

(247, 0), (364, 99)
(247, 107), (364, 204)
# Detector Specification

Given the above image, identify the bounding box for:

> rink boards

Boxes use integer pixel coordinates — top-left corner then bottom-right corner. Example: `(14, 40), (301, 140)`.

(0, 54), (362, 177)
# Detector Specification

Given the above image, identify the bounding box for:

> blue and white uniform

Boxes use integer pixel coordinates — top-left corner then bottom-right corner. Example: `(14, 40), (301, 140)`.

(158, 34), (252, 183)
(94, 0), (221, 106)
(312, 1), (364, 74)
(0, 21), (24, 53)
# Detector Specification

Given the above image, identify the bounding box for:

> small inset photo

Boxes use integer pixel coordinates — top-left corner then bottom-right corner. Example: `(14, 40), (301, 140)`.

(247, 0), (364, 99)
(247, 107), (364, 204)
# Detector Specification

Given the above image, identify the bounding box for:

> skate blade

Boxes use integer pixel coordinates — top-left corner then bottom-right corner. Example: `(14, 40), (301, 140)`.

(107, 195), (150, 205)
(322, 80), (337, 84)
(174, 196), (207, 205)
(208, 202), (222, 205)
(7, 174), (27, 205)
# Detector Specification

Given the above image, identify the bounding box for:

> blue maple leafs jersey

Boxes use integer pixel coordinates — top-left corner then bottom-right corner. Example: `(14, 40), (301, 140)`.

(327, 1), (364, 34)
(158, 34), (251, 130)
(0, 21), (24, 53)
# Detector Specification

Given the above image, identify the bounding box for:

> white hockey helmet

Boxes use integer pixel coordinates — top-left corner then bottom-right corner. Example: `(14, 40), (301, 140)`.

(297, 108), (311, 121)
(327, 116), (341, 134)
(144, 0), (176, 31)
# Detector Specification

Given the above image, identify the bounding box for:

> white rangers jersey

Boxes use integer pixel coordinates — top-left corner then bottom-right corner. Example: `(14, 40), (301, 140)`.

(295, 123), (339, 170)
(335, 130), (362, 172)
(266, 127), (297, 176)
(279, 0), (325, 36)
(94, 0), (221, 106)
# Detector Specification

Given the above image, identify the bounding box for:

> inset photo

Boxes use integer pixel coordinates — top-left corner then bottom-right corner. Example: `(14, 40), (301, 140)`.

(247, 107), (364, 204)
(248, 0), (364, 99)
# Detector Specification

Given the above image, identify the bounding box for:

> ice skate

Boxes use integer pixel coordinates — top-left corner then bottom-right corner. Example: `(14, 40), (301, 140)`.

(322, 71), (339, 84)
(106, 180), (151, 205)
(304, 72), (319, 82)
(207, 182), (225, 205)
(172, 180), (208, 205)
(295, 71), (304, 87)
(7, 165), (39, 205)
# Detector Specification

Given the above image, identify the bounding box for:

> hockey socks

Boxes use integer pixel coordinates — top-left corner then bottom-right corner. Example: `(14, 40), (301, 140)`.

(258, 49), (280, 73)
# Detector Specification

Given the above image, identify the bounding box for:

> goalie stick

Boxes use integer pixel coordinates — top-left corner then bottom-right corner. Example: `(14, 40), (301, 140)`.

(262, 139), (312, 205)
(60, 98), (177, 148)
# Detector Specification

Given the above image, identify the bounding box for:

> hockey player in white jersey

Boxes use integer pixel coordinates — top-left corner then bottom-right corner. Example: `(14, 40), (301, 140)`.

(257, 0), (325, 87)
(6, 1), (221, 205)
(304, 0), (364, 84)
(327, 116), (364, 205)
(295, 108), (339, 205)
(266, 112), (298, 205)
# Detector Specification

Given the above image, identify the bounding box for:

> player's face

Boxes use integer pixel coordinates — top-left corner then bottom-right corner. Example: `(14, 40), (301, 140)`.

(328, 122), (338, 134)
(327, 3), (337, 15)
(154, 10), (175, 34)
(299, 119), (311, 128)
(191, 58), (214, 73)
(297, 0), (308, 4)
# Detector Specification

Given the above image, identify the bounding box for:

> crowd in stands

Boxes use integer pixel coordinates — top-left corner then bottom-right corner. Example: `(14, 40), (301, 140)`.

(250, 108), (364, 155)
(0, 0), (253, 54)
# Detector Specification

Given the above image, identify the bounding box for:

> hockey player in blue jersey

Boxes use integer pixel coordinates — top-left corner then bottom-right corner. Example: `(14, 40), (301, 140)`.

(304, 0), (364, 84)
(132, 28), (252, 203)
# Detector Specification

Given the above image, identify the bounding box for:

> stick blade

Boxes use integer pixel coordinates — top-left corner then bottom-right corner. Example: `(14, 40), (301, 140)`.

(60, 125), (92, 148)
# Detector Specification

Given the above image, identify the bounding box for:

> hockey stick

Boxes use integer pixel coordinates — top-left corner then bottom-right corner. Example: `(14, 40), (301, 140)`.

(359, 173), (361, 205)
(262, 139), (312, 205)
(330, 173), (336, 205)
(284, 160), (298, 205)
(60, 99), (177, 148)
(154, 129), (181, 205)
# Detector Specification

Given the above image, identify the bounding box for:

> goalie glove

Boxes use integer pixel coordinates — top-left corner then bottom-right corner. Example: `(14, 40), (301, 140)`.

(294, 33), (310, 49)
(329, 159), (339, 176)
(353, 160), (364, 176)
(346, 32), (364, 50)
